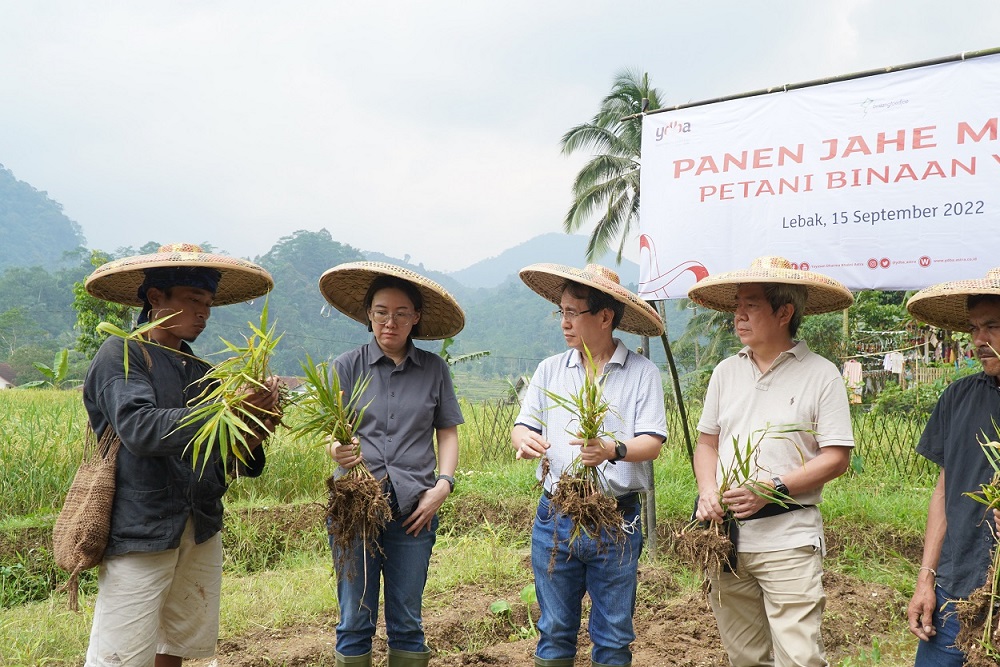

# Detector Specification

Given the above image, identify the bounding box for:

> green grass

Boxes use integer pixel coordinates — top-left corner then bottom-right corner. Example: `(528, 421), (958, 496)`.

(0, 389), (87, 518)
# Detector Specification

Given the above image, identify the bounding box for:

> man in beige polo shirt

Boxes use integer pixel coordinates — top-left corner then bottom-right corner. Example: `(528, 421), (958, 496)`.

(687, 256), (856, 667)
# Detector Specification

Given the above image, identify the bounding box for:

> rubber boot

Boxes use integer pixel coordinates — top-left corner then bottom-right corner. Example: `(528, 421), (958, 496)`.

(591, 661), (630, 667)
(335, 651), (372, 667)
(532, 657), (575, 667)
(386, 646), (431, 666)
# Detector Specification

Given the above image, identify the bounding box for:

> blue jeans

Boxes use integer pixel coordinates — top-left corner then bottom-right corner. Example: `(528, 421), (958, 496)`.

(330, 511), (438, 656)
(914, 585), (965, 667)
(531, 493), (643, 666)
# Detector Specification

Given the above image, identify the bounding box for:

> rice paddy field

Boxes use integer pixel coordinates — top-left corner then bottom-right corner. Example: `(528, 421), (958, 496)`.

(0, 388), (939, 666)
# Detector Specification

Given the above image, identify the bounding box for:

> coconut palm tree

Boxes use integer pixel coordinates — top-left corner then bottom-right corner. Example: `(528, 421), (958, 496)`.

(561, 69), (663, 263)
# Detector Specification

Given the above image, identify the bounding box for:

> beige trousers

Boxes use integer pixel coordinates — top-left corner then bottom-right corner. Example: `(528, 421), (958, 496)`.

(707, 546), (827, 667)
(85, 518), (223, 667)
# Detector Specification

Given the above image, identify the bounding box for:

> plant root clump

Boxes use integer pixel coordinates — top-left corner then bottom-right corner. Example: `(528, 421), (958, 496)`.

(325, 472), (392, 580)
(673, 521), (734, 584)
(954, 561), (1000, 667)
(547, 472), (626, 573)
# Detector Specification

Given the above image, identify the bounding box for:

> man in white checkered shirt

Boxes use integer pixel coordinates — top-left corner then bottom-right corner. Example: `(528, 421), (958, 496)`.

(512, 263), (667, 667)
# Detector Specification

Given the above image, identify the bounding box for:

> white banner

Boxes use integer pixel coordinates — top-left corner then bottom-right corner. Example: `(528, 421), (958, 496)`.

(638, 52), (1000, 299)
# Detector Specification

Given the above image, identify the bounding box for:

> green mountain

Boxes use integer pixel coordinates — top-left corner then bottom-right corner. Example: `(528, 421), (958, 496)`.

(0, 165), (87, 270)
(0, 169), (691, 390)
(447, 232), (640, 289)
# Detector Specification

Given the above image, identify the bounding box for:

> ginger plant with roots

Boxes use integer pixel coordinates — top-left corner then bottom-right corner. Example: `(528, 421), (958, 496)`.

(99, 302), (286, 477)
(176, 301), (285, 477)
(293, 355), (389, 578)
(674, 423), (802, 582)
(540, 344), (625, 561)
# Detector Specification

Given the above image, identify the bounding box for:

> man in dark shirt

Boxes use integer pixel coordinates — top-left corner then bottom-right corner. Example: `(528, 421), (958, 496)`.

(81, 244), (279, 667)
(906, 270), (1000, 666)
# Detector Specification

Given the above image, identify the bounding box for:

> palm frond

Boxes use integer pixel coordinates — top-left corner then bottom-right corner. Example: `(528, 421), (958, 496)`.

(560, 69), (658, 263)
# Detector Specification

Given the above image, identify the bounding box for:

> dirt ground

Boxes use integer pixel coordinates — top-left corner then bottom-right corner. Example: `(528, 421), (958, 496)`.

(187, 500), (914, 667)
(189, 568), (905, 667)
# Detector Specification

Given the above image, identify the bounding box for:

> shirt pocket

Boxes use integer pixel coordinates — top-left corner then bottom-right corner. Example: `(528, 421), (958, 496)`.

(112, 486), (173, 542)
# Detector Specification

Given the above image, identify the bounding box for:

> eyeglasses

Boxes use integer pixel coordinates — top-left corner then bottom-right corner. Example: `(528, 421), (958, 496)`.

(369, 310), (417, 325)
(552, 308), (594, 321)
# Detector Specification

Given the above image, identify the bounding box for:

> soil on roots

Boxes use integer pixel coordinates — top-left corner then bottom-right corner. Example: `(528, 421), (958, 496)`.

(671, 521), (734, 584)
(325, 472), (391, 578)
(954, 561), (1000, 667)
(547, 472), (626, 573)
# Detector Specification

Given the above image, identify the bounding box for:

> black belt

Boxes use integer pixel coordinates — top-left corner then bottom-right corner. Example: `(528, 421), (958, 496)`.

(543, 489), (640, 511)
(744, 502), (814, 520)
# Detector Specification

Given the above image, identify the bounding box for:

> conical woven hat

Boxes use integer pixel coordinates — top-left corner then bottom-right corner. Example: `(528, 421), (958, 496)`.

(85, 243), (273, 306)
(687, 256), (854, 314)
(518, 263), (664, 337)
(907, 267), (1000, 331)
(318, 262), (465, 340)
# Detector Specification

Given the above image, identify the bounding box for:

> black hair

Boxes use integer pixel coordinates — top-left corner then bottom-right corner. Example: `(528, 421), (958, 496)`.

(562, 281), (625, 330)
(967, 294), (1000, 311)
(760, 283), (808, 337)
(363, 275), (423, 337)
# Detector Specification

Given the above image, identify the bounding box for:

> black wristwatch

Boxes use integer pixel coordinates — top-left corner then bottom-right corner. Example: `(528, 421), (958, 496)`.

(771, 476), (789, 497)
(608, 440), (628, 464)
(437, 474), (455, 493)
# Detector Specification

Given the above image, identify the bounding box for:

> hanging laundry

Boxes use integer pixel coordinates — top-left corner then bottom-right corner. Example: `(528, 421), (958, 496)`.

(888, 351), (905, 375)
(842, 359), (864, 403)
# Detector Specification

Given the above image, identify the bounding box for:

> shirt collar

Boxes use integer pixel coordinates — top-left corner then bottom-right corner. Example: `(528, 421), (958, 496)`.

(972, 370), (1000, 388)
(566, 338), (628, 369)
(737, 340), (809, 365)
(365, 337), (420, 367)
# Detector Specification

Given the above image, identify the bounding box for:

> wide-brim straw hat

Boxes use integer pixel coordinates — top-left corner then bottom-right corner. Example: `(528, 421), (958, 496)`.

(686, 256), (854, 315)
(906, 267), (1000, 331)
(518, 263), (664, 337)
(85, 243), (274, 306)
(318, 261), (465, 340)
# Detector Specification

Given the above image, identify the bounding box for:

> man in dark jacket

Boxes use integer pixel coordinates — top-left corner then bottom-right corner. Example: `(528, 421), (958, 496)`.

(906, 269), (1000, 666)
(81, 243), (280, 667)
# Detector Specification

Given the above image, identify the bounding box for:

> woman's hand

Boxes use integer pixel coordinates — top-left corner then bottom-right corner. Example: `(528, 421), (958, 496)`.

(402, 480), (450, 535)
(325, 436), (362, 469)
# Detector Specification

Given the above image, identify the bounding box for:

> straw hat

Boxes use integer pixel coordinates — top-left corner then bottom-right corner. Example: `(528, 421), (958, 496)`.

(318, 261), (465, 340)
(518, 263), (664, 337)
(85, 243), (274, 306)
(906, 267), (1000, 331)
(686, 256), (854, 314)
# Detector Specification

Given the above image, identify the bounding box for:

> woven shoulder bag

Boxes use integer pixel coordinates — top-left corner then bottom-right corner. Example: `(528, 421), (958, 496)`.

(53, 425), (121, 611)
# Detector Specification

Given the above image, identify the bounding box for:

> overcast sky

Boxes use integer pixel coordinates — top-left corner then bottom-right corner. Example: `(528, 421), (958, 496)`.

(1, 1), (999, 272)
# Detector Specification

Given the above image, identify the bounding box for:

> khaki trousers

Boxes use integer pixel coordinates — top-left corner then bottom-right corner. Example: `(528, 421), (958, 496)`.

(85, 518), (223, 666)
(707, 546), (827, 667)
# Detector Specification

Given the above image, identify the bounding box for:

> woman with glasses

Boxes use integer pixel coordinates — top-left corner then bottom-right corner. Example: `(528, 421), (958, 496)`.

(317, 262), (466, 667)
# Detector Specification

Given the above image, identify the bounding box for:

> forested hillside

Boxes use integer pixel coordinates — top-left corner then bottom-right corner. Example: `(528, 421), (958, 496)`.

(0, 217), (689, 389)
(0, 165), (86, 271)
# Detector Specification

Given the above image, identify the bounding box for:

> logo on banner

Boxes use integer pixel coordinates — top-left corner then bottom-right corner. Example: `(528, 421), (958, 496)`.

(654, 120), (692, 142)
(919, 256), (931, 267)
(861, 97), (911, 117)
(637, 234), (708, 298)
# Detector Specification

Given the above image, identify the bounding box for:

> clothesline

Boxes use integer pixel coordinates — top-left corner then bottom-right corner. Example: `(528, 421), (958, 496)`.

(839, 342), (926, 360)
